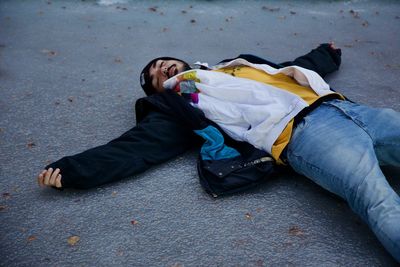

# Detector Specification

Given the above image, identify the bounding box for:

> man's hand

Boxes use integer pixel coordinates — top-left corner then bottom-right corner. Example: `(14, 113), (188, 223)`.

(37, 168), (62, 188)
(329, 42), (340, 51)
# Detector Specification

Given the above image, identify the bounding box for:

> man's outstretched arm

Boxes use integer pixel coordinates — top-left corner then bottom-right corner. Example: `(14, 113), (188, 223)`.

(37, 110), (199, 190)
(279, 43), (342, 78)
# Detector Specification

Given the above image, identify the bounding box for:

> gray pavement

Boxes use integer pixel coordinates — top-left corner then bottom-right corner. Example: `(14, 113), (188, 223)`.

(1, 0), (400, 266)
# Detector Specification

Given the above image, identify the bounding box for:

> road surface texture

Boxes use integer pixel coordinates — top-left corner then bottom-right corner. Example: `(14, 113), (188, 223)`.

(1, 0), (399, 266)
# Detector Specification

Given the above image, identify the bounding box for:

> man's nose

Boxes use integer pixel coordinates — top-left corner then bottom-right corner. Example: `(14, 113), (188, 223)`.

(161, 66), (167, 76)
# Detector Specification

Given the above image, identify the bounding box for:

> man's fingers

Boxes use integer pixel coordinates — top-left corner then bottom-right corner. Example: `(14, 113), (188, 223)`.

(44, 168), (53, 185)
(38, 170), (46, 187)
(49, 168), (60, 185)
(55, 174), (62, 188)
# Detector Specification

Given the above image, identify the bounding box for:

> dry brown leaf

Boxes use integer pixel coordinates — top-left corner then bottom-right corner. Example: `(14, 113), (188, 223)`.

(67, 235), (80, 246)
(288, 226), (304, 236)
(245, 212), (252, 220)
(111, 191), (117, 197)
(28, 235), (37, 242)
(0, 205), (8, 211)
(131, 220), (139, 225)
(27, 142), (36, 149)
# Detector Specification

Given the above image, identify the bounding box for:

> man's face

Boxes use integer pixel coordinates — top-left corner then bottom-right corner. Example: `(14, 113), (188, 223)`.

(148, 59), (189, 93)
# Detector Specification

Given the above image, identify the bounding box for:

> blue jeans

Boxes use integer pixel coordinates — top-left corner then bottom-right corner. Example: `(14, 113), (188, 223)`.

(286, 99), (400, 262)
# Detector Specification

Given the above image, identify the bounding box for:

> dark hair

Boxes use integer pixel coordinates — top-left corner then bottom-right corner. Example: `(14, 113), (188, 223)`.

(140, 57), (191, 96)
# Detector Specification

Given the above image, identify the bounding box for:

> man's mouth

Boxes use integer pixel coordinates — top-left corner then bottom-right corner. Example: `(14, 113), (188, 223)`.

(167, 65), (177, 78)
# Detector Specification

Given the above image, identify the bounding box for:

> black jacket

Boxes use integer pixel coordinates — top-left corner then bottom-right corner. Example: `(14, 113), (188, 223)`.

(47, 43), (342, 197)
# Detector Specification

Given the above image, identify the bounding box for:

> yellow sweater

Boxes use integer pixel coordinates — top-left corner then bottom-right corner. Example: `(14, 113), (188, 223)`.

(214, 66), (344, 164)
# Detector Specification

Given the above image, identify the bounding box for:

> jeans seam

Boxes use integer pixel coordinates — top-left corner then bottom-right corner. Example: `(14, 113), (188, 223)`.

(288, 150), (345, 199)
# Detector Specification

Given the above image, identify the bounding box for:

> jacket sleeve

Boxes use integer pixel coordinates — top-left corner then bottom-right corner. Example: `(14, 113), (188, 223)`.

(279, 43), (342, 78)
(45, 110), (199, 189)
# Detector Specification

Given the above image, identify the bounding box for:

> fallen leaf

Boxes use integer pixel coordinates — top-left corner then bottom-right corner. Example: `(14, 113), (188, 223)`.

(28, 235), (37, 242)
(262, 6), (280, 12)
(349, 9), (360, 18)
(0, 205), (7, 211)
(27, 142), (36, 149)
(67, 235), (80, 246)
(116, 249), (124, 256)
(2, 193), (11, 199)
(245, 212), (252, 220)
(288, 226), (304, 236)
(111, 191), (117, 197)
(41, 49), (57, 57)
(148, 6), (158, 12)
(131, 220), (139, 225)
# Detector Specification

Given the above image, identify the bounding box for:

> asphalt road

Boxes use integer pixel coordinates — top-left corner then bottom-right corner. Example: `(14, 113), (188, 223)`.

(1, 0), (399, 266)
